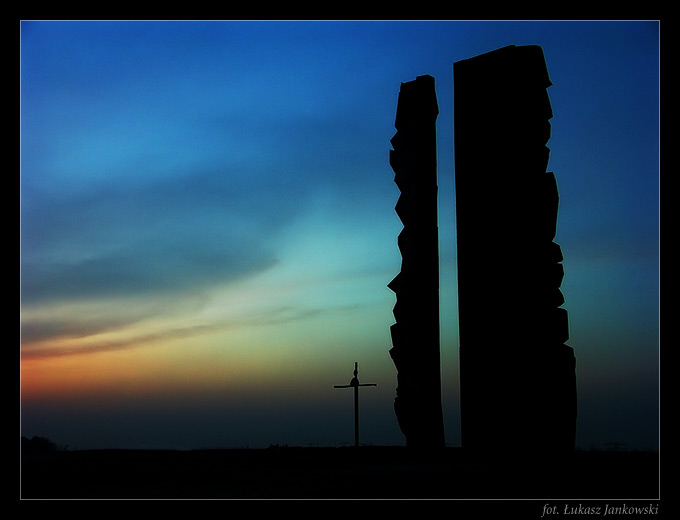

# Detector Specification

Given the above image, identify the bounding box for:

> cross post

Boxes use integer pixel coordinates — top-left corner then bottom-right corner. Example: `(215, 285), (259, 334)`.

(334, 362), (376, 447)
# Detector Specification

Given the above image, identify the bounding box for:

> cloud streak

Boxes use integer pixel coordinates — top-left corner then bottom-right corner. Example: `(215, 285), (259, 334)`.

(21, 302), (367, 360)
(20, 162), (310, 304)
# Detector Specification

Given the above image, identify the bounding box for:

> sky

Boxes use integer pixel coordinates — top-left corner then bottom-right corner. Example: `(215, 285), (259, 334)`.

(20, 20), (660, 451)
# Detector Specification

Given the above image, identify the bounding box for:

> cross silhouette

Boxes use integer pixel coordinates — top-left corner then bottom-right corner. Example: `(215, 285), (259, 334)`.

(334, 362), (377, 447)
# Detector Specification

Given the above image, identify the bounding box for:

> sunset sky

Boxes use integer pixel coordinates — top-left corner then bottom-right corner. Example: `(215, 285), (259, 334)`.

(20, 20), (659, 451)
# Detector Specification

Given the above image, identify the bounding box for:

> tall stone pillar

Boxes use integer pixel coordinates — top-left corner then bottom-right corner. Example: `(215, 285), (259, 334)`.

(388, 75), (446, 449)
(454, 46), (576, 455)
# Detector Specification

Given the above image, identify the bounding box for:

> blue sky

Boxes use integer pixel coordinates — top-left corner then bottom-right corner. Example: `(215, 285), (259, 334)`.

(20, 20), (659, 451)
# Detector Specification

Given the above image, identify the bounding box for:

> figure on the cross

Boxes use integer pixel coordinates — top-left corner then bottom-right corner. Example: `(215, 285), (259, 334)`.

(334, 362), (376, 447)
(348, 365), (360, 387)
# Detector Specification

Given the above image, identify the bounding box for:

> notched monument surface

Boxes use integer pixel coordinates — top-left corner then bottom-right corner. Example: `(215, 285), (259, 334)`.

(453, 45), (577, 454)
(388, 75), (446, 449)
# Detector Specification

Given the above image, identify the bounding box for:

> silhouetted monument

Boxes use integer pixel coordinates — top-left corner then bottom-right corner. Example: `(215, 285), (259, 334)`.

(334, 362), (376, 447)
(388, 74), (446, 449)
(454, 45), (577, 455)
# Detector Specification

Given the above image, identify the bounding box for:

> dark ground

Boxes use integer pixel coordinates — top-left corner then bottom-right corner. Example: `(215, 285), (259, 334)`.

(20, 445), (660, 501)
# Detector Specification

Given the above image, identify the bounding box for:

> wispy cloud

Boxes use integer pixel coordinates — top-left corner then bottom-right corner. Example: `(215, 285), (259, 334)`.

(21, 301), (367, 360)
(20, 164), (307, 304)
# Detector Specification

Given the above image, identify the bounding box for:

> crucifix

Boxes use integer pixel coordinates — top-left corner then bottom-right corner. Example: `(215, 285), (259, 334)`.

(334, 362), (376, 447)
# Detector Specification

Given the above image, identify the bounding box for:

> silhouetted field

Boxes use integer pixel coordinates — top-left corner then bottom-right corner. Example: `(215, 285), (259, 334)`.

(20, 445), (659, 499)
